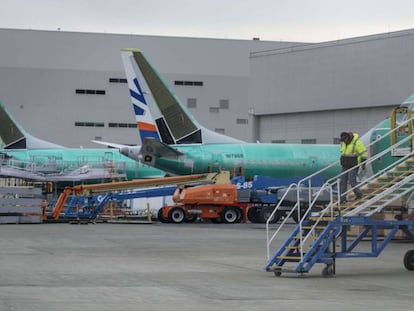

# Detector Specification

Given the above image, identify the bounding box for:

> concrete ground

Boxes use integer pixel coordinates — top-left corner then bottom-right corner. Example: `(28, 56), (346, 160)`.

(0, 222), (413, 311)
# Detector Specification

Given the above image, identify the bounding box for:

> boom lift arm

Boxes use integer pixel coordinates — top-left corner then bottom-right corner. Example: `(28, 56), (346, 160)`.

(51, 171), (230, 219)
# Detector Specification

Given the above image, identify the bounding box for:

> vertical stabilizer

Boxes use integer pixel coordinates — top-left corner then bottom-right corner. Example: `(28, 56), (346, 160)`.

(121, 49), (243, 144)
(121, 50), (161, 144)
(0, 101), (26, 148)
(0, 101), (64, 149)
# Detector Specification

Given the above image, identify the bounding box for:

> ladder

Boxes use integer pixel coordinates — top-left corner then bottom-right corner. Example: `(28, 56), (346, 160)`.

(265, 113), (414, 277)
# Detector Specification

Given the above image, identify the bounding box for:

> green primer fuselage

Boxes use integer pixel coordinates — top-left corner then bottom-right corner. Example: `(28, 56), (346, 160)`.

(150, 143), (341, 180)
(1, 148), (164, 181)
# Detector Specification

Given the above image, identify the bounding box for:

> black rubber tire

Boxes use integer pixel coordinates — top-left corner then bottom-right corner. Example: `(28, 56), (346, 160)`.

(220, 206), (240, 224)
(403, 249), (414, 271)
(272, 210), (286, 223)
(322, 265), (334, 277)
(210, 217), (222, 224)
(292, 209), (307, 223)
(184, 215), (198, 223)
(168, 207), (185, 223)
(157, 208), (170, 223)
(247, 206), (259, 223)
(274, 270), (282, 277)
(258, 206), (279, 223)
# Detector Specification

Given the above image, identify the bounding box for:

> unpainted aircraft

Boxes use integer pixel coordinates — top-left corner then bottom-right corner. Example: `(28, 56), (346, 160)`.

(114, 48), (414, 186)
(119, 48), (342, 181)
(368, 94), (414, 172)
(0, 101), (164, 182)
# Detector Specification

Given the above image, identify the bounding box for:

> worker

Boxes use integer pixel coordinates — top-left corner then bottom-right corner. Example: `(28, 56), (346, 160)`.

(339, 132), (368, 203)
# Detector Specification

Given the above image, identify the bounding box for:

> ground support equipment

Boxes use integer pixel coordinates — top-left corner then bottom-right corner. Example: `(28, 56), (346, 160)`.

(265, 216), (414, 277)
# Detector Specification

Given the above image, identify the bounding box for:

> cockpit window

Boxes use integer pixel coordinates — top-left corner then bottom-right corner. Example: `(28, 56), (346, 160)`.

(400, 94), (414, 111)
(396, 101), (414, 123)
(396, 111), (408, 123)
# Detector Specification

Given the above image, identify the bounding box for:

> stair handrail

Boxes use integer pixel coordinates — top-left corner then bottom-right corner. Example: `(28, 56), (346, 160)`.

(298, 118), (413, 211)
(344, 150), (414, 216)
(326, 128), (414, 192)
(298, 116), (413, 192)
(349, 173), (414, 216)
(266, 183), (299, 259)
(296, 127), (414, 250)
(298, 183), (336, 245)
(292, 156), (414, 268)
(265, 116), (414, 262)
(336, 133), (414, 215)
(289, 119), (414, 260)
(303, 131), (413, 221)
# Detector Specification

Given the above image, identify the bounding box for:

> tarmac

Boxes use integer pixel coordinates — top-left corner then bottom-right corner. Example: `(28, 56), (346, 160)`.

(0, 221), (413, 311)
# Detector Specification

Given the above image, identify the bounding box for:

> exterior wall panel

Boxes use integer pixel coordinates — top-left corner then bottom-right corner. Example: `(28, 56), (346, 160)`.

(0, 28), (298, 146)
(250, 29), (414, 143)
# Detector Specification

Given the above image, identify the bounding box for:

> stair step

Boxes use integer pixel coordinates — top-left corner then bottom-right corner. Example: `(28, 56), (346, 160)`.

(302, 225), (326, 230)
(294, 235), (317, 240)
(285, 246), (309, 251)
(387, 170), (414, 175)
(369, 182), (398, 187)
(309, 216), (335, 221)
(266, 155), (414, 276)
(277, 255), (301, 261)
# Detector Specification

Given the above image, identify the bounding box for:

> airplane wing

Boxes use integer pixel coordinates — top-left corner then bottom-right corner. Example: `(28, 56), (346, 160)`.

(91, 140), (130, 149)
(91, 140), (143, 162)
(0, 164), (127, 182)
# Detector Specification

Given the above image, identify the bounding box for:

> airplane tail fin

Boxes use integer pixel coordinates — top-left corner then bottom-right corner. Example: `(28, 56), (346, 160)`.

(121, 48), (243, 145)
(0, 101), (26, 148)
(121, 49), (161, 144)
(0, 101), (64, 149)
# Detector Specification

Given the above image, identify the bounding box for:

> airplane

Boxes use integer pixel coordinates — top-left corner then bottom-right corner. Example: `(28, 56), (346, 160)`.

(119, 48), (342, 181)
(0, 101), (165, 182)
(119, 48), (414, 185)
(368, 94), (414, 172)
(0, 101), (64, 149)
(92, 48), (246, 162)
(88, 47), (414, 225)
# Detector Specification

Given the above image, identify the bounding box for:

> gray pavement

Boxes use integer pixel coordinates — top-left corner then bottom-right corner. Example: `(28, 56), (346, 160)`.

(0, 222), (413, 311)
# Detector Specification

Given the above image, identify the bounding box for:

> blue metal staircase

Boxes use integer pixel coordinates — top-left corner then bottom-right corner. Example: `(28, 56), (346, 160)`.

(266, 218), (341, 276)
(265, 118), (414, 277)
(265, 215), (414, 276)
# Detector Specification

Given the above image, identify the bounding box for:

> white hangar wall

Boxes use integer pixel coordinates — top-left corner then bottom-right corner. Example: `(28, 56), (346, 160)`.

(3, 28), (414, 147)
(249, 29), (414, 144)
(0, 28), (300, 147)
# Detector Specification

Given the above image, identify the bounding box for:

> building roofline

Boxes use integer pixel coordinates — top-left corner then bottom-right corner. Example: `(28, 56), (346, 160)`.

(0, 27), (303, 45)
(250, 28), (414, 58)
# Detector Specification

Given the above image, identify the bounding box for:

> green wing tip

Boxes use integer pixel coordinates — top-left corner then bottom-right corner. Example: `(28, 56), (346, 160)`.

(121, 48), (141, 52)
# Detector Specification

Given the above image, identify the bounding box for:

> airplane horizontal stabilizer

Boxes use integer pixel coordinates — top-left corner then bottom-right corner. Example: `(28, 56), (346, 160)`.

(140, 138), (184, 166)
(141, 138), (184, 157)
(91, 140), (131, 150)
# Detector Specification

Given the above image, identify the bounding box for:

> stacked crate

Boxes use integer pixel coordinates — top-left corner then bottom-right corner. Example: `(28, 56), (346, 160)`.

(0, 186), (42, 223)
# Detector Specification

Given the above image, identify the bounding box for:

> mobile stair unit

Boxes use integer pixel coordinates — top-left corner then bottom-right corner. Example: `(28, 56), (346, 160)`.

(265, 110), (414, 277)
